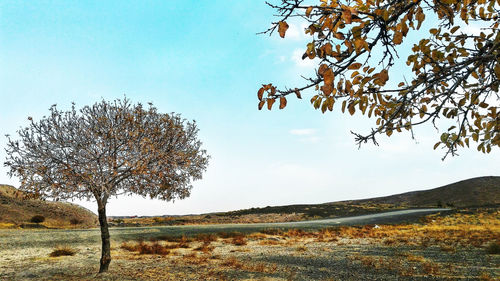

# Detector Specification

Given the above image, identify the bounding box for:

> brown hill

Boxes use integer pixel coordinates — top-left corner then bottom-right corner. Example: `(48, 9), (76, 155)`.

(351, 176), (500, 208)
(0, 184), (97, 229)
(214, 176), (499, 221)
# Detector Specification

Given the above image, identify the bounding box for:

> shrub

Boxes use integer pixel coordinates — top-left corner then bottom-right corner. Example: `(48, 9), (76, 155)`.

(260, 228), (283, 235)
(296, 245), (307, 252)
(30, 215), (45, 223)
(138, 241), (170, 255)
(217, 231), (244, 239)
(153, 217), (164, 223)
(121, 242), (139, 252)
(485, 241), (500, 255)
(49, 246), (76, 257)
(231, 236), (247, 246)
(70, 218), (83, 225)
(195, 233), (217, 243)
(194, 242), (215, 253)
(177, 235), (191, 248)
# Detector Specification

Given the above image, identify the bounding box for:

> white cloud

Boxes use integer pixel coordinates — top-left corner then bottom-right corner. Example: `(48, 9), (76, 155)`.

(290, 128), (321, 143)
(299, 136), (321, 144)
(290, 128), (316, 136)
(285, 23), (301, 40)
(291, 48), (317, 69)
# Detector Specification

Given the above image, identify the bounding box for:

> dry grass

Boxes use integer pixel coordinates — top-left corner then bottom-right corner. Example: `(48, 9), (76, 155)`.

(304, 211), (500, 249)
(295, 245), (307, 252)
(137, 241), (170, 255)
(120, 242), (139, 252)
(258, 239), (282, 246)
(121, 240), (183, 255)
(220, 256), (278, 273)
(485, 241), (500, 254)
(230, 236), (247, 246)
(195, 233), (218, 243)
(194, 242), (215, 253)
(49, 246), (76, 257)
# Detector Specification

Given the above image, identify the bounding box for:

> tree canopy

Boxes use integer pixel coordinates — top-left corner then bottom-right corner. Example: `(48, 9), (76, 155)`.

(4, 98), (209, 272)
(258, 0), (500, 159)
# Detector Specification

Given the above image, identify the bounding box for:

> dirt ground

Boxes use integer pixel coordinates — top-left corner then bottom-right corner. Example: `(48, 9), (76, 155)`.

(1, 210), (499, 280)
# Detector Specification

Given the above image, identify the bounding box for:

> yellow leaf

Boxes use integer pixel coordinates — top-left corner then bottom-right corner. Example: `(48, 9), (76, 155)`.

(258, 100), (265, 110)
(450, 26), (459, 34)
(416, 8), (425, 30)
(267, 98), (275, 110)
(257, 88), (264, 101)
(342, 9), (352, 24)
(348, 63), (362, 70)
(348, 103), (355, 115)
(353, 38), (364, 53)
(305, 6), (313, 18)
(294, 88), (302, 99)
(494, 64), (500, 79)
(393, 31), (403, 45)
(341, 100), (347, 113)
(433, 142), (440, 150)
(278, 21), (289, 38)
(318, 64), (329, 76)
(279, 97), (287, 109)
(335, 32), (345, 40)
(323, 68), (335, 85)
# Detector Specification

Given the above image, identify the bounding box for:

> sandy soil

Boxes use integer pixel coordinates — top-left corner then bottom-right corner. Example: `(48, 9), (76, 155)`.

(1, 228), (498, 280)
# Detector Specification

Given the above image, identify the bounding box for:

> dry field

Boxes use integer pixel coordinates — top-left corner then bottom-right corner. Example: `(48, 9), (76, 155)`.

(1, 209), (499, 280)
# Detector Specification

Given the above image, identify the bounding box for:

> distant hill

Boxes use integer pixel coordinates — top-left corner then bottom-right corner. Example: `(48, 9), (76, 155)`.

(218, 176), (499, 220)
(351, 176), (500, 208)
(0, 184), (97, 229)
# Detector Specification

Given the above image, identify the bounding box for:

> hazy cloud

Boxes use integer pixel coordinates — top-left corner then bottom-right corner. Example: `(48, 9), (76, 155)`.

(290, 128), (316, 136)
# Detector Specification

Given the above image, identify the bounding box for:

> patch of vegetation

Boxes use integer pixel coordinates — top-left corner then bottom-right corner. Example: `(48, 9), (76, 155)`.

(230, 236), (247, 246)
(49, 246), (76, 257)
(70, 218), (83, 225)
(137, 241), (170, 255)
(30, 215), (45, 223)
(485, 241), (500, 255)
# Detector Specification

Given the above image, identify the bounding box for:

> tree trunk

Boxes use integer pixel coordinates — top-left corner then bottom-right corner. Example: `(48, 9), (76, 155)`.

(97, 203), (111, 273)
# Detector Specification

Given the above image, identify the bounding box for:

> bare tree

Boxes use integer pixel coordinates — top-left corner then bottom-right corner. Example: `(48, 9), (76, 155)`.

(4, 97), (210, 273)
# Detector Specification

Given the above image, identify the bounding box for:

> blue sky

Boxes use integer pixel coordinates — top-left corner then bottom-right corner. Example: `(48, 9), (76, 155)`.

(1, 1), (498, 216)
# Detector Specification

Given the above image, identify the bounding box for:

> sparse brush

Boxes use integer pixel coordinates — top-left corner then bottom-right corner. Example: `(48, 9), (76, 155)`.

(120, 242), (139, 252)
(295, 245), (307, 252)
(177, 235), (191, 248)
(248, 233), (267, 240)
(154, 235), (192, 243)
(49, 246), (76, 257)
(440, 244), (456, 252)
(194, 242), (215, 253)
(284, 229), (308, 238)
(221, 256), (244, 269)
(231, 236), (247, 246)
(485, 241), (500, 255)
(69, 218), (83, 225)
(259, 239), (281, 246)
(217, 231), (245, 239)
(422, 261), (440, 275)
(30, 215), (45, 223)
(479, 272), (494, 281)
(260, 228), (283, 235)
(138, 241), (170, 255)
(383, 238), (397, 245)
(195, 233), (217, 243)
